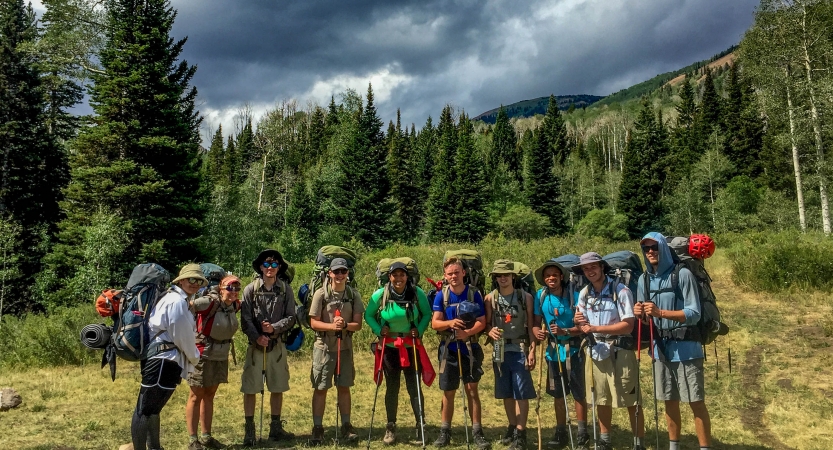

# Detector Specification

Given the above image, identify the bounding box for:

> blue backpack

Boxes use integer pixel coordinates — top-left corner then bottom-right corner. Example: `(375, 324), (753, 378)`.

(111, 263), (172, 362)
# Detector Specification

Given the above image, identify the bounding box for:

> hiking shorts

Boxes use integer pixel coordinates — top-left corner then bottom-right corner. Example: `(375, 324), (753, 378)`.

(241, 342), (290, 394)
(310, 347), (355, 390)
(438, 344), (484, 391)
(654, 358), (705, 403)
(189, 357), (229, 387)
(585, 347), (640, 408)
(494, 351), (536, 400)
(546, 353), (585, 401)
(136, 358), (182, 416)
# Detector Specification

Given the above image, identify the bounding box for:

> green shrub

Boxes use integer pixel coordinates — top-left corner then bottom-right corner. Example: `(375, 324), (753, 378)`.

(727, 231), (833, 291)
(0, 305), (101, 368)
(492, 204), (550, 242)
(575, 209), (629, 242)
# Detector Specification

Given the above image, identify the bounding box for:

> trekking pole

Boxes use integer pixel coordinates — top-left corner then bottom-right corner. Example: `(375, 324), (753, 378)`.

(634, 305), (644, 450)
(455, 329), (471, 450)
(407, 304), (427, 450)
(260, 345), (266, 443)
(335, 308), (343, 446)
(587, 343), (597, 450)
(367, 333), (387, 450)
(648, 310), (660, 450)
(552, 309), (575, 450)
(535, 335), (544, 450)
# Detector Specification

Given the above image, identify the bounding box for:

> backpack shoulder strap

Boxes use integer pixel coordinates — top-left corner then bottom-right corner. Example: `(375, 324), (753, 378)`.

(467, 285), (475, 303)
(379, 283), (390, 316)
(442, 285), (451, 313)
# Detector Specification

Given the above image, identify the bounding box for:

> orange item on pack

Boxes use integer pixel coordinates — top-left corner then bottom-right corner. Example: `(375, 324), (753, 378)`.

(96, 289), (123, 317)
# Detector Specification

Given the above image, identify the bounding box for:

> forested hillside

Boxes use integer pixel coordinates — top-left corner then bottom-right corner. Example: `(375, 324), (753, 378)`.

(1, 0), (832, 314)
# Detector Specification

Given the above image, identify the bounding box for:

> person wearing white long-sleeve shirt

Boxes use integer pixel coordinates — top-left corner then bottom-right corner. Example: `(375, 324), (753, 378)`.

(132, 264), (206, 450)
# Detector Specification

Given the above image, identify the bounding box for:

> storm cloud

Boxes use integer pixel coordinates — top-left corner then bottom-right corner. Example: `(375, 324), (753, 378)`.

(37, 0), (762, 137)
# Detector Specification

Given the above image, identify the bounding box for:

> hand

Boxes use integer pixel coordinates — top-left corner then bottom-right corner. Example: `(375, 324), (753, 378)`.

(256, 335), (270, 347)
(333, 316), (346, 331)
(527, 349), (536, 370)
(633, 302), (643, 317)
(574, 311), (586, 326)
(533, 327), (547, 341)
(450, 318), (466, 330)
(488, 327), (502, 341)
(410, 327), (419, 338)
(261, 321), (274, 334)
(643, 302), (660, 318)
(580, 323), (593, 334)
(455, 328), (469, 340)
(549, 323), (563, 336)
(380, 325), (390, 337)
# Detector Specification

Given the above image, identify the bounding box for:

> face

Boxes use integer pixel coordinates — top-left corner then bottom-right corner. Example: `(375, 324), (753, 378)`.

(389, 269), (408, 291)
(261, 258), (280, 279)
(329, 267), (348, 286)
(179, 277), (204, 296)
(220, 281), (241, 303)
(582, 262), (605, 285)
(443, 263), (466, 288)
(642, 240), (660, 265)
(495, 273), (513, 288)
(543, 266), (563, 290)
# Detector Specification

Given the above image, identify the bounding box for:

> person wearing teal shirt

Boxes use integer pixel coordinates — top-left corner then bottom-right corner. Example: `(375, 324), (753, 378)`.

(365, 262), (432, 445)
(532, 260), (588, 449)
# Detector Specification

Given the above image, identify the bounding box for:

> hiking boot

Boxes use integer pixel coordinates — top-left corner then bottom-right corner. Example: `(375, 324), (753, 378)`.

(243, 422), (256, 446)
(595, 440), (613, 450)
(634, 446), (646, 450)
(500, 425), (516, 445)
(269, 419), (295, 441)
(310, 425), (325, 446)
(575, 432), (590, 449)
(547, 428), (568, 448)
(383, 422), (397, 445)
(473, 428), (492, 450)
(433, 428), (451, 447)
(200, 435), (225, 449)
(188, 439), (204, 450)
(340, 422), (359, 442)
(508, 428), (527, 450)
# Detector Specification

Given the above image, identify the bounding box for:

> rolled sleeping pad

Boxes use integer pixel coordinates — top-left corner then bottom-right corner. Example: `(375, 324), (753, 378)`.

(80, 323), (112, 350)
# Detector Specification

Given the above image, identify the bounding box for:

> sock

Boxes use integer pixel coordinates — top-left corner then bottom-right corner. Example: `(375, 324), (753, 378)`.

(342, 413), (351, 425)
(669, 440), (680, 450)
(313, 415), (323, 427)
(201, 432), (211, 439)
(245, 416), (254, 425)
(699, 447), (710, 450)
(577, 421), (587, 434)
(635, 436), (643, 446)
(600, 432), (610, 443)
(272, 414), (281, 422)
(441, 422), (451, 430)
(189, 435), (198, 443)
(472, 423), (483, 435)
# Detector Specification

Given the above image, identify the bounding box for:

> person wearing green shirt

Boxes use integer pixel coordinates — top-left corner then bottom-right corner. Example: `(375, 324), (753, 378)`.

(365, 262), (432, 445)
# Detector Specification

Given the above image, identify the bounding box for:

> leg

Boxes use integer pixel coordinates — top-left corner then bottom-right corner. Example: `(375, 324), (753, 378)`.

(337, 386), (351, 417)
(384, 347), (403, 424)
(243, 394), (256, 416)
(312, 389), (328, 418)
(200, 385), (219, 435)
(596, 405), (612, 435)
(627, 404), (645, 438)
(441, 390), (456, 423)
(553, 398), (566, 426)
(187, 386), (205, 436)
(270, 392), (283, 416)
(690, 401), (711, 447)
(515, 400), (529, 430)
(504, 399), (517, 427)
(465, 382), (482, 424)
(665, 400), (682, 441)
(403, 352), (423, 421)
(574, 399), (587, 422)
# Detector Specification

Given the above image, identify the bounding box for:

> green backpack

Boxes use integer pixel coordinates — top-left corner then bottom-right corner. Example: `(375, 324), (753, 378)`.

(376, 257), (420, 287)
(443, 249), (485, 295)
(296, 246), (358, 329)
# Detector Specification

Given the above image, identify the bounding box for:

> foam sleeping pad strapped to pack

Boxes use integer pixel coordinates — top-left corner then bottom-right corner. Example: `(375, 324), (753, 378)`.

(80, 323), (112, 349)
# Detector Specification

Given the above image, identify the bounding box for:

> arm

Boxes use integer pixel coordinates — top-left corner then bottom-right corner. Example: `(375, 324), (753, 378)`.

(582, 317), (635, 335)
(364, 289), (384, 336)
(415, 288), (432, 336)
(346, 290), (363, 332)
(239, 285), (262, 343)
(532, 290), (545, 341)
(271, 283), (297, 335)
(525, 292), (537, 347)
(168, 299), (200, 366)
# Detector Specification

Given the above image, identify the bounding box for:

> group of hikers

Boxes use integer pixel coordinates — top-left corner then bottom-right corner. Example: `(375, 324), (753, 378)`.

(118, 231), (718, 450)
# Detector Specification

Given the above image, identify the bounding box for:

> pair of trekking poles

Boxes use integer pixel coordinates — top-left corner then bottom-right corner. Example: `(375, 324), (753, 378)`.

(534, 308), (576, 450)
(367, 305), (427, 450)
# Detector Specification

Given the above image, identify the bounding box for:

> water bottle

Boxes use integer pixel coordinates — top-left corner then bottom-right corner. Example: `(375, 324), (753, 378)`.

(493, 329), (504, 363)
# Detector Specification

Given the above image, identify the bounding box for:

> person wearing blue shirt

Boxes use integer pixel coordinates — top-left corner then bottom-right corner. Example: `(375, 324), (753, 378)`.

(532, 260), (588, 448)
(634, 233), (711, 450)
(431, 257), (490, 449)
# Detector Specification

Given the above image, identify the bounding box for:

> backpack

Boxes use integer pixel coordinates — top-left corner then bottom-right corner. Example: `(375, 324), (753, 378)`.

(664, 236), (728, 345)
(553, 254), (586, 300)
(375, 257), (421, 316)
(200, 263), (226, 289)
(603, 250), (652, 344)
(95, 289), (123, 317)
(296, 246), (358, 329)
(443, 249), (485, 294)
(487, 261), (535, 310)
(111, 263), (172, 362)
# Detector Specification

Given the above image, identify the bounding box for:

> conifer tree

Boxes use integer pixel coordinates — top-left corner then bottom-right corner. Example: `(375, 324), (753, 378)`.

(223, 135), (238, 186)
(670, 76), (702, 182)
(449, 113), (489, 242)
(387, 110), (420, 241)
(308, 106), (326, 158)
(206, 125), (225, 185)
(618, 99), (666, 237)
(722, 63), (764, 179)
(236, 118), (254, 179)
(699, 67), (722, 130)
(0, 0), (69, 306)
(525, 96), (568, 234)
(47, 0), (204, 290)
(491, 105), (519, 179)
(426, 105), (458, 241)
(541, 95), (569, 164)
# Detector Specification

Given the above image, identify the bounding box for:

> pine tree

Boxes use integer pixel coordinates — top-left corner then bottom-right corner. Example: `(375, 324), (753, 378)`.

(525, 96), (568, 234)
(308, 106), (326, 158)
(205, 125), (225, 185)
(670, 75), (702, 182)
(490, 105), (519, 179)
(0, 0), (69, 308)
(223, 135), (238, 186)
(541, 95), (569, 165)
(387, 110), (421, 241)
(618, 99), (666, 237)
(47, 0), (204, 292)
(449, 113), (489, 242)
(722, 63), (764, 180)
(426, 105), (458, 241)
(699, 67), (722, 130)
(236, 118), (254, 180)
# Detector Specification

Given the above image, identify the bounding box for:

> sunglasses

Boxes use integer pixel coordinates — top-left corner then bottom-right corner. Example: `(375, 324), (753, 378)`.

(641, 244), (659, 253)
(331, 268), (348, 275)
(495, 273), (512, 278)
(187, 277), (206, 286)
(223, 285), (241, 292)
(262, 261), (280, 269)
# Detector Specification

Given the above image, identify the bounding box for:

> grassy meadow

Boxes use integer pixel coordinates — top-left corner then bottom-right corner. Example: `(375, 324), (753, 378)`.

(2, 236), (833, 449)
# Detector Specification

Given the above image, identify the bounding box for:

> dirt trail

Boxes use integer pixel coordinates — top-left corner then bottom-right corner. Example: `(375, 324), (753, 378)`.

(740, 345), (795, 450)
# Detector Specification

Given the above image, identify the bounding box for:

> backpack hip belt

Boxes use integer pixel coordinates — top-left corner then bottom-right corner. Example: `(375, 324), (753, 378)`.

(658, 326), (701, 342)
(207, 336), (234, 345)
(596, 335), (635, 351)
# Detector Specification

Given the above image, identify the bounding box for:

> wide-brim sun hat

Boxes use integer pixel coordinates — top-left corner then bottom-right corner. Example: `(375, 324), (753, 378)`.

(252, 249), (287, 276)
(571, 252), (611, 276)
(489, 259), (516, 277)
(172, 263), (208, 284)
(534, 260), (567, 286)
